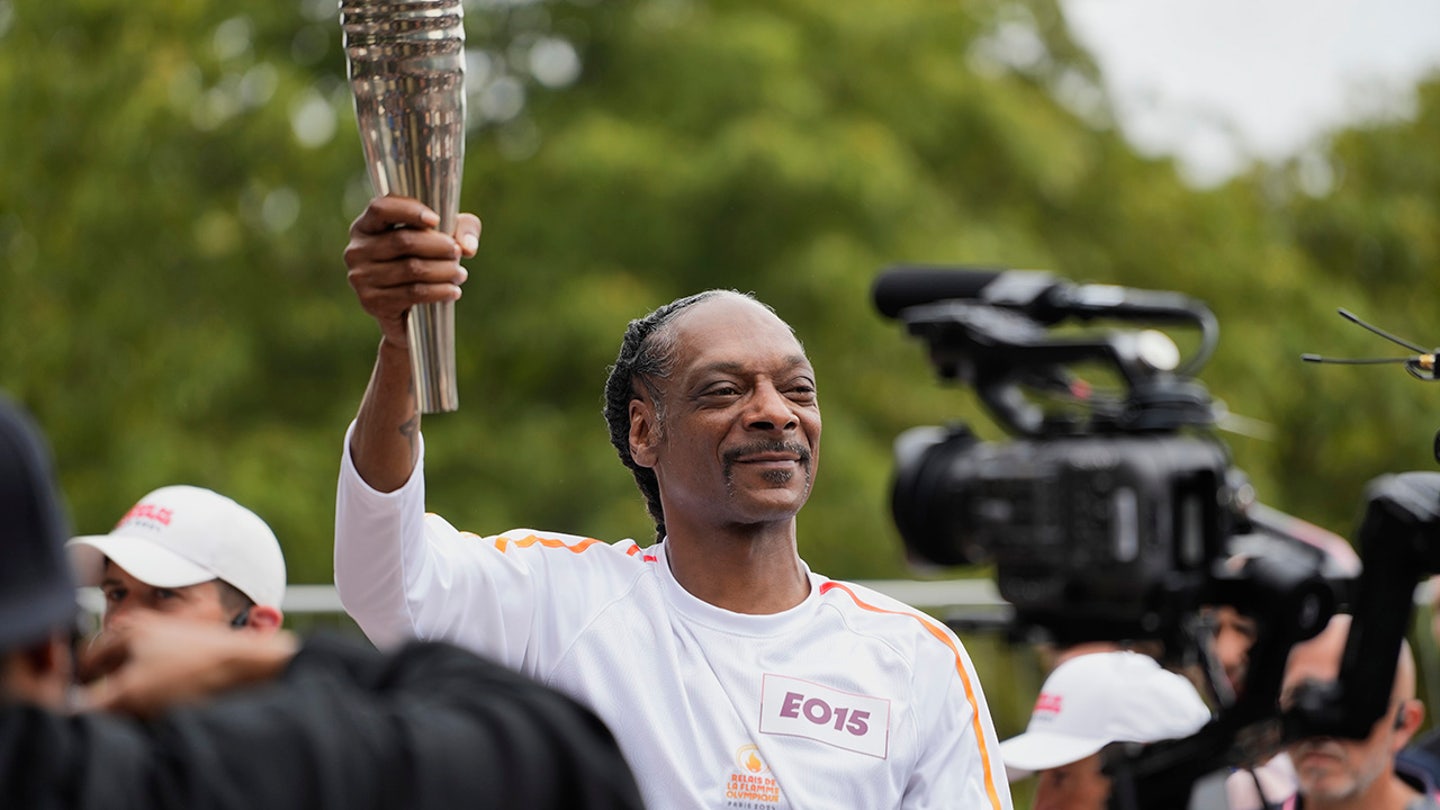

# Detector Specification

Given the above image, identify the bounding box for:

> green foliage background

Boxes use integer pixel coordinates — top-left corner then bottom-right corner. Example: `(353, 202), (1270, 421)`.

(5, 0), (1440, 787)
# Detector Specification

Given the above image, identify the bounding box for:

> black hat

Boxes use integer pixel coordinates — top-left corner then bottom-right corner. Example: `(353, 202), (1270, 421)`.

(0, 395), (76, 651)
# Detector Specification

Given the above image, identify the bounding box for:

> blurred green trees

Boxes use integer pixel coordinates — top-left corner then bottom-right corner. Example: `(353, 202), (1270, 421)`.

(2, 0), (1439, 645)
(8, 2), (1440, 797)
(3, 0), (1439, 582)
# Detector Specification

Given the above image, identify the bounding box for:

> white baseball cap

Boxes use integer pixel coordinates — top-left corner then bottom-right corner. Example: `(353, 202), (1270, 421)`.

(67, 485), (286, 608)
(1000, 651), (1211, 779)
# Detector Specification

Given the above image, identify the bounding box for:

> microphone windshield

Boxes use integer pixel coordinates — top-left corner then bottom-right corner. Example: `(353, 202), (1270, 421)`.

(871, 266), (1005, 318)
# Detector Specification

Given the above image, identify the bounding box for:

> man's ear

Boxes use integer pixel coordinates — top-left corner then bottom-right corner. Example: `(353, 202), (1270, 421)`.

(1392, 699), (1425, 750)
(629, 397), (659, 469)
(245, 605), (284, 634)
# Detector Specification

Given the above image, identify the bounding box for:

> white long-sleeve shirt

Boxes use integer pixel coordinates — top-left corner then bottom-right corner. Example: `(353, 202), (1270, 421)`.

(335, 424), (1012, 810)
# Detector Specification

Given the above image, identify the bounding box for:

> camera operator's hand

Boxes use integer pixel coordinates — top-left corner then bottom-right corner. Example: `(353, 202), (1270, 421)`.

(76, 614), (299, 718)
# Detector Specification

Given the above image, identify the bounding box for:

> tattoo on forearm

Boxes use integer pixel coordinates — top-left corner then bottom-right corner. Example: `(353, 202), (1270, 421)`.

(399, 414), (419, 456)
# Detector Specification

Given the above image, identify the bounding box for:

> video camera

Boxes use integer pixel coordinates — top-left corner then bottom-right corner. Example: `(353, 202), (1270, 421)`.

(873, 265), (1440, 808)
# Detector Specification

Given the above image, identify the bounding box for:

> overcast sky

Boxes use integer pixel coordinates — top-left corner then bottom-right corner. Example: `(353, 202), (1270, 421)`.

(1057, 0), (1440, 185)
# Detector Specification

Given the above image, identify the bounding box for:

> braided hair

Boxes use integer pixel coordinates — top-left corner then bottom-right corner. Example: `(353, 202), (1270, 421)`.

(602, 289), (748, 543)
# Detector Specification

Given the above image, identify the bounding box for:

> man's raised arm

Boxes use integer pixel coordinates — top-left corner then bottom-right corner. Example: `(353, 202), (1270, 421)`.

(343, 196), (479, 492)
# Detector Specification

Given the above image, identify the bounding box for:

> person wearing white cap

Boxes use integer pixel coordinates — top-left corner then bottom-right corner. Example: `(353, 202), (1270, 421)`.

(1001, 650), (1212, 809)
(0, 392), (646, 810)
(68, 485), (287, 632)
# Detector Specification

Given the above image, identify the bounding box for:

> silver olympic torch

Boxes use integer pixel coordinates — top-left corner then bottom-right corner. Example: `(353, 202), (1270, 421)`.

(341, 0), (466, 413)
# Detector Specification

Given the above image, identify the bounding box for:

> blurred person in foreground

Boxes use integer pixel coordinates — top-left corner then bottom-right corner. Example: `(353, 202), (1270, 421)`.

(333, 196), (1011, 809)
(68, 484), (286, 632)
(1000, 650), (1212, 810)
(1279, 613), (1433, 810)
(0, 394), (644, 809)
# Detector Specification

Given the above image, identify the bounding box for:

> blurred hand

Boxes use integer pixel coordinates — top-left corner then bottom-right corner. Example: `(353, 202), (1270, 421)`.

(344, 195), (482, 351)
(76, 614), (299, 718)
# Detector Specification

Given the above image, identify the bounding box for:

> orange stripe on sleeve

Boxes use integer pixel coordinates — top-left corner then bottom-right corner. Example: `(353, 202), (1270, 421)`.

(819, 581), (1005, 810)
(487, 534), (606, 554)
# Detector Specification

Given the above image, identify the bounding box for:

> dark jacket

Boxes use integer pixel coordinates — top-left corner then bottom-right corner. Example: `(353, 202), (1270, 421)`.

(0, 634), (645, 810)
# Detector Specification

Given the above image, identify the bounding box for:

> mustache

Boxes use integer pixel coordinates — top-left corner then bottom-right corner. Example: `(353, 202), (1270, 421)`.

(723, 440), (812, 465)
(1292, 739), (1347, 761)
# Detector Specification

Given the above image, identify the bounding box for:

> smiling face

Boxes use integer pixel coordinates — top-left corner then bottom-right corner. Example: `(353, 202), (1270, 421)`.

(628, 294), (821, 535)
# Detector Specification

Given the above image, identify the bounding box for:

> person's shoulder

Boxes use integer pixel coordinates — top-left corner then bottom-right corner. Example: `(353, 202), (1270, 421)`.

(812, 577), (999, 715)
(1396, 739), (1440, 808)
(814, 577), (919, 615)
(477, 528), (659, 572)
(1409, 726), (1440, 758)
(813, 576), (963, 651)
(1409, 788), (1440, 810)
